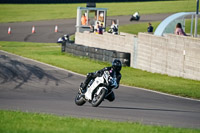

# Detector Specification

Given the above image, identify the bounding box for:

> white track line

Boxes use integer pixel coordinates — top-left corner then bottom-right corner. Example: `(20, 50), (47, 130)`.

(1, 50), (200, 102)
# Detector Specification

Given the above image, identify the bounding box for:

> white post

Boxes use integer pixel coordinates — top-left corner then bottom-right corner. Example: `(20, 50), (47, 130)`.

(191, 15), (194, 36)
(76, 7), (81, 32)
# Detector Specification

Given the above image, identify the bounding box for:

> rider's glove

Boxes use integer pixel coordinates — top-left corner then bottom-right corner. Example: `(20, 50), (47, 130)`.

(114, 85), (119, 89)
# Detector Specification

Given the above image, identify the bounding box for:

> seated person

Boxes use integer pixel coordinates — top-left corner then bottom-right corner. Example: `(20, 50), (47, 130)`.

(174, 23), (187, 36)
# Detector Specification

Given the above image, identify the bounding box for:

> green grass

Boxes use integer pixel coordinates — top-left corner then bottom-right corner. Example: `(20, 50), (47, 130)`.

(185, 19), (200, 35)
(101, 0), (196, 16)
(0, 4), (83, 23)
(0, 41), (200, 99)
(0, 0), (196, 23)
(119, 21), (161, 35)
(0, 110), (199, 133)
(119, 19), (200, 35)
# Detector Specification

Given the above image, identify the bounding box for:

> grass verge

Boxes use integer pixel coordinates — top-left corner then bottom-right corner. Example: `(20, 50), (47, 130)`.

(119, 20), (200, 35)
(0, 110), (200, 133)
(0, 0), (196, 23)
(0, 41), (200, 99)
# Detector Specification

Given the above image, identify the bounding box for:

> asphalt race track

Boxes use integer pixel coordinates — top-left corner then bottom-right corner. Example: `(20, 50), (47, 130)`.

(0, 50), (200, 129)
(0, 13), (172, 43)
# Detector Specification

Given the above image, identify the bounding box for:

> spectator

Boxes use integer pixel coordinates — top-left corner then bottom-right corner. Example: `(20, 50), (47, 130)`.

(89, 25), (94, 33)
(81, 14), (87, 25)
(94, 21), (100, 34)
(98, 23), (103, 34)
(98, 12), (104, 22)
(108, 20), (118, 35)
(147, 22), (153, 33)
(174, 23), (187, 36)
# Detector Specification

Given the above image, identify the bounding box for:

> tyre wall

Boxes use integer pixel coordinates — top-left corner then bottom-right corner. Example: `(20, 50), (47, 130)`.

(62, 41), (130, 66)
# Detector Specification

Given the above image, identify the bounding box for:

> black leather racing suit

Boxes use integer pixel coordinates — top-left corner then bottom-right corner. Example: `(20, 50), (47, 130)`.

(81, 67), (121, 102)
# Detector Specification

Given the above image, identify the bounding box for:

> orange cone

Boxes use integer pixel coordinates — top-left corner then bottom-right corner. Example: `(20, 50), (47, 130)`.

(55, 25), (58, 32)
(32, 26), (35, 33)
(8, 27), (11, 34)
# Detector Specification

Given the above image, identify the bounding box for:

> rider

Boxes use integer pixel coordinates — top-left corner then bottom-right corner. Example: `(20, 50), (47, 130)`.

(80, 59), (122, 102)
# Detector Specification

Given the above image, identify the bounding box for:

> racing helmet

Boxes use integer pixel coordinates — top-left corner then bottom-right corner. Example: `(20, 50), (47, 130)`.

(112, 59), (122, 72)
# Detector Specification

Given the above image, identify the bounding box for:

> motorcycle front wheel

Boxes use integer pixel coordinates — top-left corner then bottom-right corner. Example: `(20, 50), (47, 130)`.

(91, 88), (106, 107)
(75, 92), (86, 106)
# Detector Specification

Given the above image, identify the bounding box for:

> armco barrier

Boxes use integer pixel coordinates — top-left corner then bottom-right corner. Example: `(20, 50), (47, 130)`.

(62, 41), (130, 66)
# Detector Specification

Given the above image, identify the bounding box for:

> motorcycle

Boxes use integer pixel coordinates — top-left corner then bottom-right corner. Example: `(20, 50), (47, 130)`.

(130, 12), (140, 21)
(57, 34), (69, 43)
(75, 71), (118, 107)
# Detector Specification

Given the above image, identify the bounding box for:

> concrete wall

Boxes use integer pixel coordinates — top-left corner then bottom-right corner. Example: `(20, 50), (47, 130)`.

(75, 32), (136, 67)
(75, 31), (200, 81)
(137, 33), (200, 81)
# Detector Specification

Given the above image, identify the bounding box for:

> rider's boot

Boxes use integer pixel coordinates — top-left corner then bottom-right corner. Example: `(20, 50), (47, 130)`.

(80, 83), (87, 93)
(80, 73), (94, 93)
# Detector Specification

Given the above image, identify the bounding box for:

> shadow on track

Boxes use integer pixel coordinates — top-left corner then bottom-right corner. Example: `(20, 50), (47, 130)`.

(0, 55), (59, 89)
(100, 106), (199, 113)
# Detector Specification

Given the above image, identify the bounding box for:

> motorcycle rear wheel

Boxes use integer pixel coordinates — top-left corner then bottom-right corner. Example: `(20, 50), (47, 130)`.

(91, 88), (106, 107)
(75, 92), (86, 106)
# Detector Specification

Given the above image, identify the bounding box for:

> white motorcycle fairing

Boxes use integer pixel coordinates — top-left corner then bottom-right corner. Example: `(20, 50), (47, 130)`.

(84, 76), (106, 100)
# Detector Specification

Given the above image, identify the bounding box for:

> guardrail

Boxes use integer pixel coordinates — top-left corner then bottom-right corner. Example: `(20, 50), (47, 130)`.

(61, 41), (130, 66)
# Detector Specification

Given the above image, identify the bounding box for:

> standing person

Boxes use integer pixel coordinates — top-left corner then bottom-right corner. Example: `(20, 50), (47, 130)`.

(98, 23), (104, 34)
(94, 21), (100, 34)
(174, 23), (187, 36)
(81, 14), (87, 25)
(108, 20), (118, 35)
(147, 22), (154, 33)
(98, 12), (104, 22)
